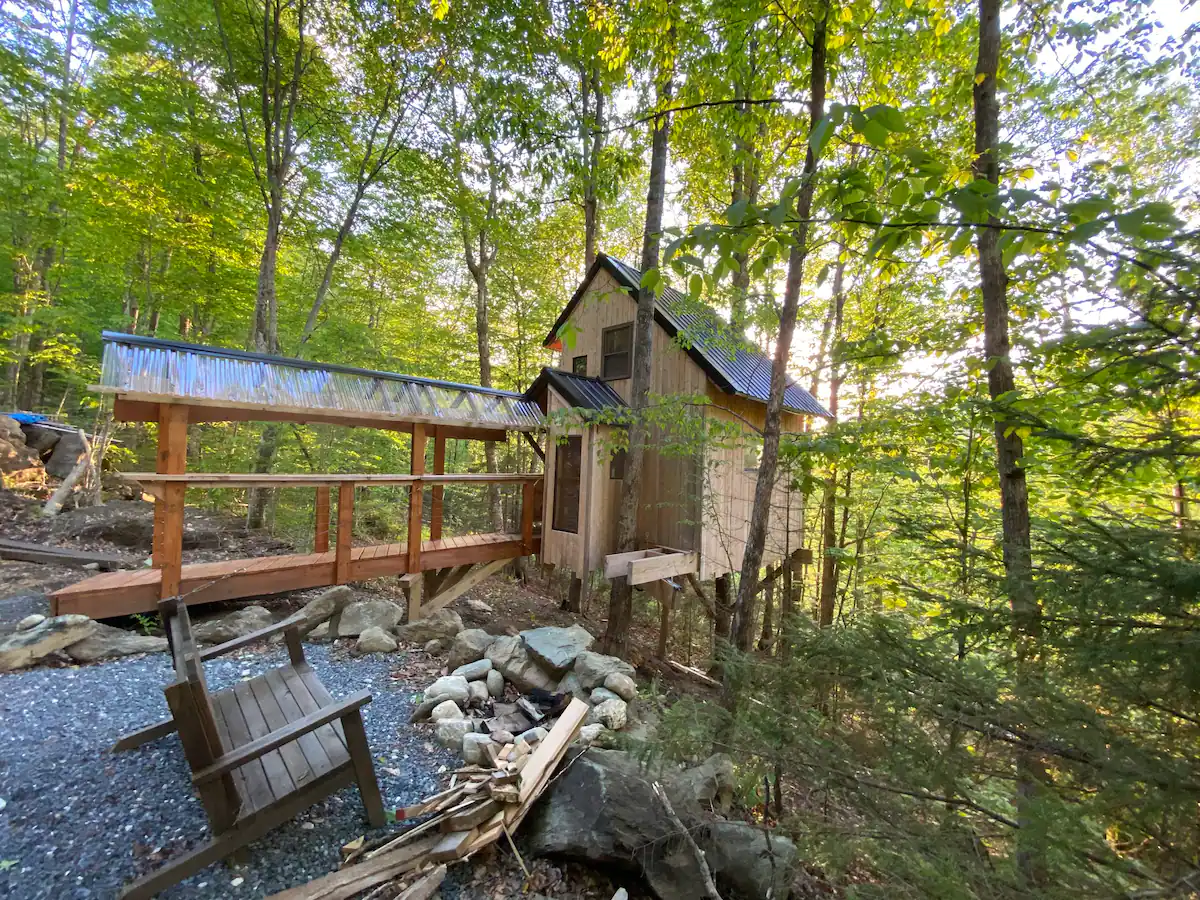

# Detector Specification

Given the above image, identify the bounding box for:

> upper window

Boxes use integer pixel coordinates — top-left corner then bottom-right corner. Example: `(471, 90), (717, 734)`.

(552, 436), (582, 534)
(601, 323), (633, 380)
(572, 355), (588, 376)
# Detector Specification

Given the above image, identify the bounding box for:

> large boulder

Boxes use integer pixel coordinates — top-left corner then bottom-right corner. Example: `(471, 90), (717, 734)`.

(447, 628), (497, 670)
(0, 416), (43, 487)
(706, 821), (797, 900)
(294, 585), (352, 635)
(52, 501), (223, 551)
(588, 698), (628, 730)
(44, 430), (87, 479)
(0, 614), (96, 671)
(520, 625), (595, 676)
(605, 672), (638, 701)
(21, 423), (62, 454)
(64, 622), (167, 663)
(435, 718), (473, 749)
(192, 606), (273, 644)
(424, 675), (470, 705)
(451, 658), (492, 681)
(667, 754), (736, 818)
(395, 608), (463, 644)
(486, 635), (558, 693)
(356, 626), (398, 654)
(573, 651), (636, 690)
(337, 599), (403, 637)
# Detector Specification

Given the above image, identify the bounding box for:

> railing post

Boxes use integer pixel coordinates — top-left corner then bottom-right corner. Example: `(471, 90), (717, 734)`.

(408, 424), (426, 572)
(314, 486), (330, 552)
(156, 403), (188, 600)
(521, 478), (535, 553)
(336, 482), (354, 584)
(430, 427), (445, 541)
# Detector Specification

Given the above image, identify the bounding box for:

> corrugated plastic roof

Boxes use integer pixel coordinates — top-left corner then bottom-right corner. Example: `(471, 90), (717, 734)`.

(548, 255), (830, 418)
(95, 332), (545, 432)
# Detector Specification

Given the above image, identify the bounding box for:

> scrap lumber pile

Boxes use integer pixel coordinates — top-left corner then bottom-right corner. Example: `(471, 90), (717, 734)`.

(268, 697), (590, 900)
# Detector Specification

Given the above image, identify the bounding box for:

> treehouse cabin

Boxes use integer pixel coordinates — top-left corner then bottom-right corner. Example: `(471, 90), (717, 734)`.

(51, 332), (544, 620)
(530, 254), (830, 596)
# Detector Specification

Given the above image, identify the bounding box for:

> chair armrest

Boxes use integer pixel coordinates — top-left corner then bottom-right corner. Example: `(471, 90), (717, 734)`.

(199, 614), (304, 661)
(193, 689), (373, 785)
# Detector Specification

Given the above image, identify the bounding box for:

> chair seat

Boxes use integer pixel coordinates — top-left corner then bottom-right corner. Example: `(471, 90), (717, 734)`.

(210, 663), (351, 819)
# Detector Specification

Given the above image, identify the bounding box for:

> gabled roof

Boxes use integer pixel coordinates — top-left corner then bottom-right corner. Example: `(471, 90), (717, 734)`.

(524, 366), (625, 412)
(545, 254), (830, 418)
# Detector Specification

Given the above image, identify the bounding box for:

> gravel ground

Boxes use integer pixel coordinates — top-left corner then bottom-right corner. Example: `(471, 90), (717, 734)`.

(0, 644), (456, 900)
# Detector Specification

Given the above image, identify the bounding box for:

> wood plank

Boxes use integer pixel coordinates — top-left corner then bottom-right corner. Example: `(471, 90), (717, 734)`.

(214, 688), (275, 813)
(233, 680), (294, 801)
(421, 558), (510, 619)
(517, 698), (589, 805)
(264, 668), (334, 779)
(157, 403), (188, 599)
(248, 676), (314, 789)
(314, 486), (330, 552)
(628, 551), (698, 586)
(603, 549), (652, 579)
(262, 835), (441, 900)
(0, 537), (132, 570)
(290, 665), (349, 763)
(125, 472), (544, 487)
(335, 483), (354, 585)
(430, 427), (445, 541)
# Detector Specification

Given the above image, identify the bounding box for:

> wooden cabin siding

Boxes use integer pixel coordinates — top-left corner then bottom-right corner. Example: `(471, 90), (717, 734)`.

(554, 267), (806, 581)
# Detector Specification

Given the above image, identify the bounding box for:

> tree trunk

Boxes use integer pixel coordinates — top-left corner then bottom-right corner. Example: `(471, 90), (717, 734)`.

(582, 67), (605, 270)
(817, 246), (847, 628)
(759, 580), (774, 651)
(972, 0), (1041, 882)
(728, 4), (829, 667)
(603, 73), (673, 657)
(709, 573), (733, 674)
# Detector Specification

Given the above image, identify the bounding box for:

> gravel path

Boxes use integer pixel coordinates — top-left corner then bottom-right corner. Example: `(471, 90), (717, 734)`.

(0, 645), (455, 899)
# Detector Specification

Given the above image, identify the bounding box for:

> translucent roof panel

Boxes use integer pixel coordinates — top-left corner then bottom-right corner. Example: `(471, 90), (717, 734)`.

(96, 333), (545, 432)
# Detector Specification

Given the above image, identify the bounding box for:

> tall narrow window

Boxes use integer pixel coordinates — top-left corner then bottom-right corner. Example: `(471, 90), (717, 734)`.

(609, 448), (626, 480)
(552, 436), (582, 533)
(572, 355), (588, 375)
(601, 323), (633, 380)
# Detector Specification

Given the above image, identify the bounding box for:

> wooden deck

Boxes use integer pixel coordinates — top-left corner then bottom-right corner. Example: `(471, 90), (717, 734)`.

(51, 532), (538, 619)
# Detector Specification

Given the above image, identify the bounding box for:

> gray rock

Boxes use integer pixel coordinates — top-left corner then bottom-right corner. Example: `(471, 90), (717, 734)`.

(307, 622), (333, 642)
(573, 650), (636, 690)
(447, 628), (497, 670)
(590, 686), (622, 706)
(520, 624), (595, 676)
(486, 668), (505, 698)
(44, 430), (87, 479)
(0, 419), (44, 486)
(396, 608), (464, 644)
(517, 726), (548, 745)
(463, 596), (493, 615)
(338, 600), (404, 637)
(409, 698), (440, 723)
(462, 732), (495, 765)
(52, 500), (223, 551)
(575, 723), (607, 746)
(21, 423), (61, 455)
(0, 615), (97, 671)
(424, 675), (470, 705)
(604, 672), (638, 701)
(424, 638), (446, 654)
(557, 670), (588, 701)
(452, 658), (493, 681)
(487, 635), (558, 693)
(430, 699), (463, 722)
(295, 585), (352, 635)
(467, 681), (490, 705)
(193, 606), (273, 644)
(587, 698), (628, 730)
(356, 626), (398, 654)
(668, 753), (736, 816)
(64, 622), (167, 662)
(16, 614), (46, 632)
(489, 729), (515, 745)
(707, 821), (797, 900)
(435, 718), (472, 749)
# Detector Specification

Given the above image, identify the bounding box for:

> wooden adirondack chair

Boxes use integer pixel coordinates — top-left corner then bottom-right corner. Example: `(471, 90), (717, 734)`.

(115, 597), (385, 899)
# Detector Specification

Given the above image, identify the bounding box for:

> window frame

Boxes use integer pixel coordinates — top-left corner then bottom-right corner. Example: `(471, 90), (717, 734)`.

(572, 355), (588, 376)
(552, 435), (583, 534)
(600, 323), (634, 381)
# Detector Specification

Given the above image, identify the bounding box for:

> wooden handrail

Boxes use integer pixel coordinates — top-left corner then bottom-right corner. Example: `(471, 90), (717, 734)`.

(127, 472), (543, 490)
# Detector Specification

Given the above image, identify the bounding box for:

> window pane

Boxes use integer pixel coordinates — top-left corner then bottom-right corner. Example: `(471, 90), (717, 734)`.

(609, 448), (626, 480)
(572, 355), (587, 375)
(552, 436), (582, 533)
(601, 324), (633, 379)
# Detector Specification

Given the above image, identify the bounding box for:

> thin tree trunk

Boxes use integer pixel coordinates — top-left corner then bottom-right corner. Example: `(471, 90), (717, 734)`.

(582, 67), (605, 270)
(972, 0), (1041, 882)
(728, 2), (829, 680)
(759, 581), (774, 650)
(604, 71), (673, 657)
(817, 245), (847, 628)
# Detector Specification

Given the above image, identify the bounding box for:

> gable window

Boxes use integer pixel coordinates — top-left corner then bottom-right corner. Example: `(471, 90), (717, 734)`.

(609, 448), (626, 480)
(552, 436), (582, 533)
(601, 323), (633, 380)
(572, 355), (588, 376)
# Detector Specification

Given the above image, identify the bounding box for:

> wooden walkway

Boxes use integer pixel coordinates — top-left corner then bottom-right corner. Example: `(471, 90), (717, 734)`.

(50, 532), (537, 619)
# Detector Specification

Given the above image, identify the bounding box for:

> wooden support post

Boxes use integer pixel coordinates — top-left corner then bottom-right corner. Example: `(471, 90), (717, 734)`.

(407, 572), (423, 623)
(336, 483), (354, 585)
(314, 486), (330, 553)
(156, 404), (188, 600)
(430, 427), (445, 541)
(408, 423), (426, 573)
(521, 479), (535, 553)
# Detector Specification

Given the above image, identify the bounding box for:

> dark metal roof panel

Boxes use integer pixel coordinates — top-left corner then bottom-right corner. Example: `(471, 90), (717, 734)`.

(524, 367), (625, 412)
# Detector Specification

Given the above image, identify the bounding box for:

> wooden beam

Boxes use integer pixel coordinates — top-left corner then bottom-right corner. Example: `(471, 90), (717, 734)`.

(421, 557), (510, 618)
(522, 431), (545, 462)
(314, 487), (330, 553)
(336, 484), (354, 584)
(406, 572), (423, 624)
(0, 537), (131, 570)
(430, 428), (445, 541)
(157, 403), (188, 600)
(125, 472), (543, 488)
(603, 549), (652, 579)
(408, 424), (426, 573)
(628, 551), (698, 586)
(521, 480), (535, 553)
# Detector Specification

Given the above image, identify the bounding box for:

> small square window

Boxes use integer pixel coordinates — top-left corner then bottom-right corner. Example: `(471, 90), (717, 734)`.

(572, 355), (588, 375)
(602, 323), (633, 380)
(610, 448), (626, 480)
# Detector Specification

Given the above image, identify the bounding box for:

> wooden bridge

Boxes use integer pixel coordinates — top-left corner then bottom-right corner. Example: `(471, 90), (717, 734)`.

(52, 333), (547, 621)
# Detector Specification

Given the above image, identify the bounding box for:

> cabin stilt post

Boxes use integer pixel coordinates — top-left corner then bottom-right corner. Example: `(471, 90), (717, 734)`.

(430, 427), (445, 540)
(314, 486), (330, 552)
(156, 403), (188, 600)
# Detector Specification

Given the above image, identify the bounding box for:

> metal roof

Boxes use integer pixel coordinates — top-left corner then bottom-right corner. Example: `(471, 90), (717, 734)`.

(546, 255), (831, 418)
(95, 332), (545, 432)
(524, 367), (626, 412)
